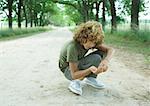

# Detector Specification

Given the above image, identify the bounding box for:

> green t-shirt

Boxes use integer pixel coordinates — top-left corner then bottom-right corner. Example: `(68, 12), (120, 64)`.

(59, 40), (88, 71)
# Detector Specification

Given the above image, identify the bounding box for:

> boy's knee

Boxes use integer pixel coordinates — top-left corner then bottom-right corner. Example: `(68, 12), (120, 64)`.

(92, 54), (102, 63)
(90, 54), (102, 67)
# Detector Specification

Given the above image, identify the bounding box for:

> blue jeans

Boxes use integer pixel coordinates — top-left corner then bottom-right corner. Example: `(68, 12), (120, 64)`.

(63, 50), (105, 80)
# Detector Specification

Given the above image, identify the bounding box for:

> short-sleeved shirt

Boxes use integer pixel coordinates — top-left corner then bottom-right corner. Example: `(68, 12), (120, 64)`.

(59, 40), (88, 72)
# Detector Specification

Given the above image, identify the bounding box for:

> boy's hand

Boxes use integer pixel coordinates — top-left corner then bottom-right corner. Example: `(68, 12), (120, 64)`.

(96, 59), (109, 74)
(100, 59), (109, 67)
(101, 65), (108, 72)
(89, 66), (97, 73)
(95, 66), (108, 74)
(95, 66), (104, 74)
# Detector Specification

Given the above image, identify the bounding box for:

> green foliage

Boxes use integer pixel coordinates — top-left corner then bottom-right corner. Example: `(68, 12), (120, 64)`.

(64, 5), (82, 25)
(49, 11), (66, 26)
(49, 4), (76, 26)
(121, 0), (146, 15)
(116, 16), (125, 24)
(0, 0), (60, 27)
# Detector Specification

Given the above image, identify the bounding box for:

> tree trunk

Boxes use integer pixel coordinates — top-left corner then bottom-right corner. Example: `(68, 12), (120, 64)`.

(39, 13), (43, 26)
(30, 14), (33, 27)
(23, 2), (28, 27)
(82, 0), (88, 22)
(39, 16), (42, 26)
(18, 0), (22, 28)
(30, 10), (33, 27)
(28, 0), (33, 27)
(89, 2), (94, 20)
(131, 0), (140, 30)
(8, 0), (13, 28)
(102, 0), (106, 30)
(109, 0), (117, 33)
(95, 1), (101, 21)
(34, 13), (38, 27)
(77, 1), (85, 22)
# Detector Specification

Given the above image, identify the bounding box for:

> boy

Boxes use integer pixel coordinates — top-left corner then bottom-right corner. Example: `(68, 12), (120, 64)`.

(58, 21), (114, 95)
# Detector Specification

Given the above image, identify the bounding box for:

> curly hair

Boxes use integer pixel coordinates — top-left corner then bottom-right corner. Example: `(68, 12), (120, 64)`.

(73, 21), (104, 46)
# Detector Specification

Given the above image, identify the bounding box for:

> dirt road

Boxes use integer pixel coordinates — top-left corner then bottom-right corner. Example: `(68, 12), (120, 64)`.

(0, 28), (150, 106)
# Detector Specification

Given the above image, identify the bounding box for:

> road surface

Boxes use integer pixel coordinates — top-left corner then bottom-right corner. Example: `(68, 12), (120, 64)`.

(0, 28), (150, 106)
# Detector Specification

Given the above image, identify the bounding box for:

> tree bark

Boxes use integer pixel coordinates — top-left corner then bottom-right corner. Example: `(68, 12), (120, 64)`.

(18, 0), (22, 28)
(95, 1), (101, 21)
(109, 0), (117, 33)
(39, 13), (43, 26)
(102, 0), (106, 30)
(8, 0), (13, 28)
(22, 1), (28, 28)
(89, 2), (94, 20)
(29, 10), (33, 27)
(131, 0), (140, 30)
(34, 13), (38, 27)
(30, 12), (33, 27)
(82, 0), (89, 22)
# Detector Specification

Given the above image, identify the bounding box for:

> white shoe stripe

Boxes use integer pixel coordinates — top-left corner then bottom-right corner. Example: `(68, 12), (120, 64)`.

(68, 86), (82, 95)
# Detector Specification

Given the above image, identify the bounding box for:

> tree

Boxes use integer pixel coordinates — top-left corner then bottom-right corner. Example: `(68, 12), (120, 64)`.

(8, 0), (13, 28)
(0, 0), (14, 28)
(121, 0), (146, 30)
(109, 0), (117, 33)
(27, 0), (33, 27)
(95, 1), (102, 21)
(102, 0), (106, 30)
(38, 0), (57, 26)
(15, 0), (23, 28)
(52, 0), (99, 22)
(131, 0), (140, 30)
(22, 0), (28, 27)
(64, 5), (83, 25)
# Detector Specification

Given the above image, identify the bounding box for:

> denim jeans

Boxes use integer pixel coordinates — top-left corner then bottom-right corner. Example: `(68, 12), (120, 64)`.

(63, 50), (105, 80)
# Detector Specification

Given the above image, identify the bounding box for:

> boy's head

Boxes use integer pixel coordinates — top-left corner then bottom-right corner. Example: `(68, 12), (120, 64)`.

(73, 21), (104, 49)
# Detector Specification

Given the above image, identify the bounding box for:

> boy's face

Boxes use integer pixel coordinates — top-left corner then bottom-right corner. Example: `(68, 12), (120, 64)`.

(83, 40), (96, 50)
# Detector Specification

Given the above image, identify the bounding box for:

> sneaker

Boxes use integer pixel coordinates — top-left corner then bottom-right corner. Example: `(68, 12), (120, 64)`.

(83, 77), (105, 89)
(68, 80), (82, 95)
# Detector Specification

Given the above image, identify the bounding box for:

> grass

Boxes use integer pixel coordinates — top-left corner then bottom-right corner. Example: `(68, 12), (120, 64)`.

(70, 27), (150, 63)
(0, 27), (51, 41)
(105, 30), (150, 64)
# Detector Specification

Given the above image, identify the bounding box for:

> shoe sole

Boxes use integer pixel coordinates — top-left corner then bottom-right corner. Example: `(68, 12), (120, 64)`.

(68, 86), (82, 95)
(83, 80), (105, 89)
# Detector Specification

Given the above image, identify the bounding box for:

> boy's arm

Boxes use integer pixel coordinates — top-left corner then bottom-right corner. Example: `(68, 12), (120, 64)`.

(97, 44), (115, 62)
(95, 44), (115, 74)
(69, 62), (96, 80)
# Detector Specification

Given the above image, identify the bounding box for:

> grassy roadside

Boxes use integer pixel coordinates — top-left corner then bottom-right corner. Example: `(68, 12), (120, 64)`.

(70, 27), (150, 64)
(0, 27), (51, 41)
(105, 31), (150, 64)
